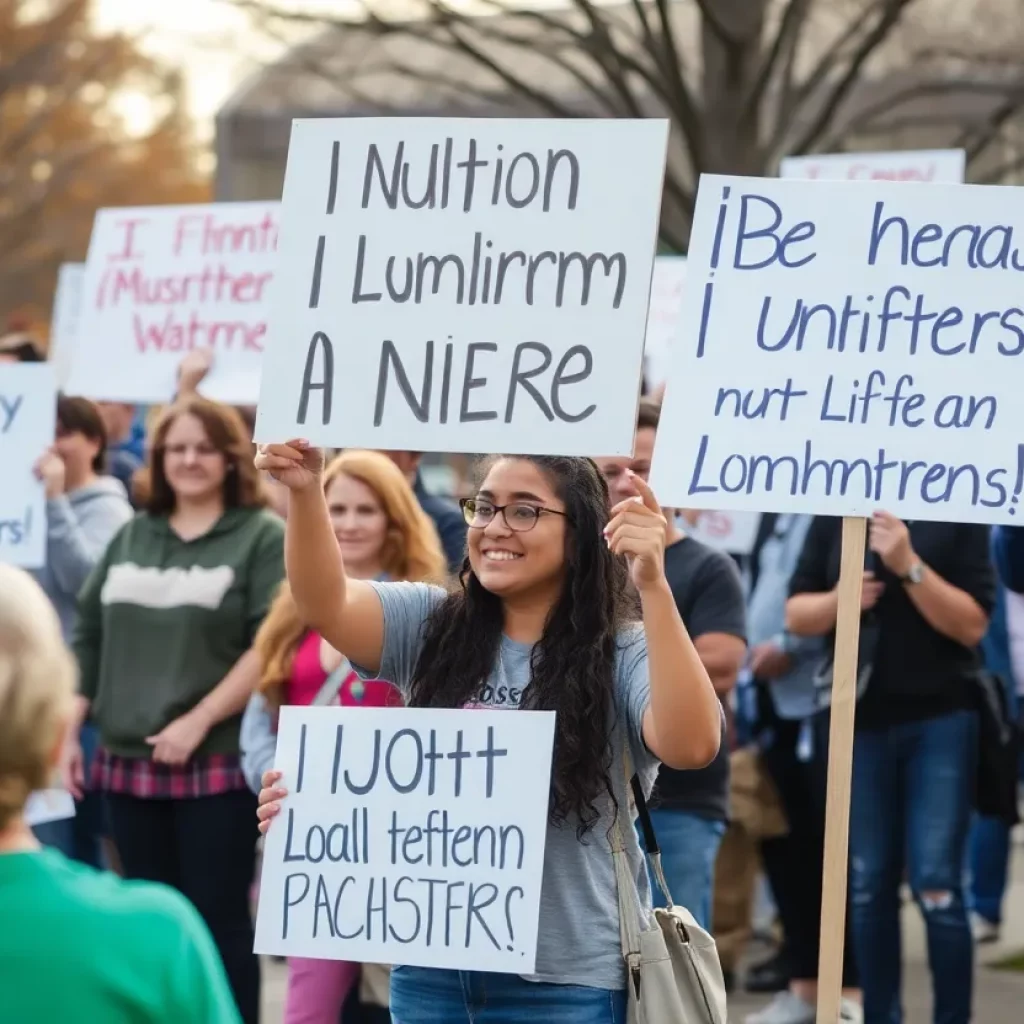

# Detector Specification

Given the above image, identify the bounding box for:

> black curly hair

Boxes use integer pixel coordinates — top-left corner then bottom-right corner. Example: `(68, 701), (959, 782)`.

(406, 455), (636, 837)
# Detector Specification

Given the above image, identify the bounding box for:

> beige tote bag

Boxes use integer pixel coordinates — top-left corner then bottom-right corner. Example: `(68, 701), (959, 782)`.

(611, 753), (728, 1024)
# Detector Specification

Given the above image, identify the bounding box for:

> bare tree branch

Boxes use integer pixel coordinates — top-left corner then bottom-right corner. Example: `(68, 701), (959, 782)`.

(786, 0), (920, 156)
(227, 0), (1024, 248)
(747, 0), (810, 120)
(817, 77), (1020, 149)
(975, 149), (1024, 184)
(690, 0), (738, 47)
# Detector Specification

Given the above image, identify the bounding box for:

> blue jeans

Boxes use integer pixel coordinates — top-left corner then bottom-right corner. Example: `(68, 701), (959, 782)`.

(390, 967), (626, 1023)
(850, 710), (977, 1024)
(31, 724), (106, 868)
(968, 691), (1022, 925)
(640, 809), (726, 929)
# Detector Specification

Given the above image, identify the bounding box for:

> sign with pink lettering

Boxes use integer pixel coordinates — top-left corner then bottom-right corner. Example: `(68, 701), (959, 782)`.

(779, 149), (964, 184)
(67, 202), (280, 404)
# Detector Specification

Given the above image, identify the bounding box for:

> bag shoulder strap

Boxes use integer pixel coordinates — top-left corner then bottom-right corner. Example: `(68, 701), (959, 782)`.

(310, 657), (352, 707)
(610, 743), (678, 964)
(620, 747), (674, 906)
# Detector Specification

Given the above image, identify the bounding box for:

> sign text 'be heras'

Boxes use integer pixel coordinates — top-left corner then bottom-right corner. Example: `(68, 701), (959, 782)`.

(651, 175), (1024, 526)
(0, 363), (56, 569)
(254, 118), (669, 455)
(254, 706), (556, 973)
(68, 202), (279, 405)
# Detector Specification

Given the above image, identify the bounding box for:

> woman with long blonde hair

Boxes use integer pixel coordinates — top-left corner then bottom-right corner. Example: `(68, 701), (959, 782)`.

(245, 449), (446, 1024)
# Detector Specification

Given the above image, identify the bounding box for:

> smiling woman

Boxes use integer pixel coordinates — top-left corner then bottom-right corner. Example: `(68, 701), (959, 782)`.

(252, 440), (721, 1023)
(70, 396), (286, 1024)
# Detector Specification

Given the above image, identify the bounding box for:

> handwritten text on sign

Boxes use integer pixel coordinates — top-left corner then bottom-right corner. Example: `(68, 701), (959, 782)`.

(254, 118), (669, 455)
(68, 202), (279, 405)
(253, 706), (556, 972)
(650, 175), (1024, 525)
(0, 363), (56, 569)
(779, 149), (965, 184)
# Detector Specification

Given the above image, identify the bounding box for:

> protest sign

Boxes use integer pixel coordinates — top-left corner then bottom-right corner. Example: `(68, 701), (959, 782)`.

(49, 263), (84, 389)
(68, 202), (279, 405)
(643, 256), (687, 390)
(24, 789), (76, 827)
(0, 363), (55, 569)
(651, 174), (1024, 525)
(254, 117), (669, 455)
(683, 510), (761, 556)
(254, 706), (556, 973)
(780, 148), (965, 183)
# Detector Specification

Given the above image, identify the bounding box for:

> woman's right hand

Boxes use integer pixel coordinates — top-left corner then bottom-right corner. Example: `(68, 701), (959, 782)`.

(256, 769), (288, 835)
(254, 440), (324, 491)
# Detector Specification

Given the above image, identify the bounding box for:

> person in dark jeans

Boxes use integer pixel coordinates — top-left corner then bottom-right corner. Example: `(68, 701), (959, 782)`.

(597, 398), (747, 927)
(787, 513), (994, 1024)
(741, 513), (860, 1024)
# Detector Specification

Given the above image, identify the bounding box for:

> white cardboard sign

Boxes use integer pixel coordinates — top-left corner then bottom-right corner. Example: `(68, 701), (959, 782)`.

(684, 510), (762, 556)
(254, 117), (669, 455)
(49, 263), (85, 390)
(254, 706), (556, 973)
(780, 149), (965, 184)
(644, 256), (687, 390)
(651, 175), (1024, 525)
(0, 363), (56, 568)
(68, 202), (279, 404)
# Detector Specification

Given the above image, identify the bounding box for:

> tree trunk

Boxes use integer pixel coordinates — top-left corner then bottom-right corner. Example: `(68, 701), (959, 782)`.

(700, 1), (769, 176)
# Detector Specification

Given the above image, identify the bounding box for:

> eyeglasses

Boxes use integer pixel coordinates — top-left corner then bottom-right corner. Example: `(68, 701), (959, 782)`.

(459, 498), (570, 533)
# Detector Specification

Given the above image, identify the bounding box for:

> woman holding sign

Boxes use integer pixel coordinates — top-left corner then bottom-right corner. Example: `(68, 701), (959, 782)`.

(787, 512), (994, 1024)
(248, 449), (446, 1024)
(254, 440), (722, 1022)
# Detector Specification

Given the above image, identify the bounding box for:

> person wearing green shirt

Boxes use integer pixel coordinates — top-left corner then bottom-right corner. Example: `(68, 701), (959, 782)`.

(0, 563), (242, 1024)
(68, 396), (285, 1024)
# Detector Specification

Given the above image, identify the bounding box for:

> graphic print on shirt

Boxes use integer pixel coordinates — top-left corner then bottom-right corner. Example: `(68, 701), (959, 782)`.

(100, 562), (235, 610)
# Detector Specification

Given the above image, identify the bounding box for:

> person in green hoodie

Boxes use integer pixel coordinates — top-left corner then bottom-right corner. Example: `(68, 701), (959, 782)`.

(0, 563), (242, 1024)
(31, 395), (133, 867)
(69, 395), (284, 1024)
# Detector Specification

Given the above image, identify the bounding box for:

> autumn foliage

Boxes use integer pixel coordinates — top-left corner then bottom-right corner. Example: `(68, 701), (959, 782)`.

(0, 0), (210, 338)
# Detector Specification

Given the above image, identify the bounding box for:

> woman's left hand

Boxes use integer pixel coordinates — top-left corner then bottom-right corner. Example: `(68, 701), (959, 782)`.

(146, 709), (211, 765)
(604, 470), (668, 592)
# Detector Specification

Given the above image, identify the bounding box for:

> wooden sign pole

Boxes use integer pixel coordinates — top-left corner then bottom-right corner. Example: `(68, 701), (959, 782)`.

(815, 516), (868, 1023)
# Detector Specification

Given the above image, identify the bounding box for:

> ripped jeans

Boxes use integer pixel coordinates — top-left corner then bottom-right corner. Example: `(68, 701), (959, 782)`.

(849, 710), (977, 1024)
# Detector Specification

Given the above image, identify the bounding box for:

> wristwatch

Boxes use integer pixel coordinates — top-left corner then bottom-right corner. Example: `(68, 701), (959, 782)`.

(901, 560), (925, 585)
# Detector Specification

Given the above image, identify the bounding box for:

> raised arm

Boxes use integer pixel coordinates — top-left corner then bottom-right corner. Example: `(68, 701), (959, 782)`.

(605, 473), (720, 770)
(255, 441), (386, 672)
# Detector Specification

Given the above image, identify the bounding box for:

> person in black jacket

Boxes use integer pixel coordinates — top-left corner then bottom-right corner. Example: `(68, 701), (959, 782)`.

(786, 513), (994, 1024)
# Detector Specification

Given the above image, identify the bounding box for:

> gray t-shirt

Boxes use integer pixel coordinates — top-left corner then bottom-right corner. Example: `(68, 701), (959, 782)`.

(358, 580), (659, 990)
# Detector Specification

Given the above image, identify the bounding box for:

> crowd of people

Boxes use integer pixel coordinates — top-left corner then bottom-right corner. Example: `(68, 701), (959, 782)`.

(0, 329), (1022, 1024)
